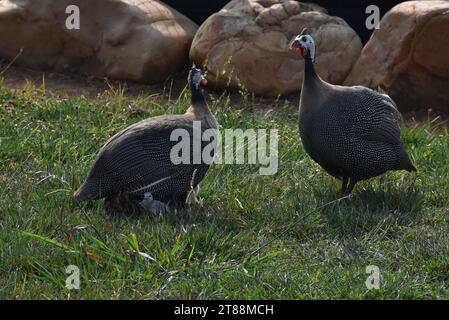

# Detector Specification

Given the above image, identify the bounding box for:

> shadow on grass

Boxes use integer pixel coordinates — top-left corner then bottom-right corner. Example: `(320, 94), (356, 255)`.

(318, 186), (424, 239)
(79, 198), (245, 234)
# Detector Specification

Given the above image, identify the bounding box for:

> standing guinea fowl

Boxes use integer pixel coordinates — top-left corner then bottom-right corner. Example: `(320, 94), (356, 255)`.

(73, 68), (218, 214)
(290, 31), (416, 195)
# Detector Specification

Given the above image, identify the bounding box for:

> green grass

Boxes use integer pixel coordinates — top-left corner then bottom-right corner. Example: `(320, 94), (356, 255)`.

(0, 79), (448, 299)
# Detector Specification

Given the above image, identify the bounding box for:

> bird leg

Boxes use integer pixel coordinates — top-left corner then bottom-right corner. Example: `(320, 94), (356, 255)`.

(341, 176), (349, 195)
(344, 178), (357, 196)
(185, 184), (201, 205)
(139, 192), (169, 214)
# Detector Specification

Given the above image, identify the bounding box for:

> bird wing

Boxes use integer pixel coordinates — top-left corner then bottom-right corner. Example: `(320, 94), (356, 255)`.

(92, 115), (201, 194)
(340, 86), (403, 146)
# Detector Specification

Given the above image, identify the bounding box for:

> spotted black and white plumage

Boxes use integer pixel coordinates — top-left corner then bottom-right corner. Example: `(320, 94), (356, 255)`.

(73, 68), (218, 213)
(291, 33), (416, 195)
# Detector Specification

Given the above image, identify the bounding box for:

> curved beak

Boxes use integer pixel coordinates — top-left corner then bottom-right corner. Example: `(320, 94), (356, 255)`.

(290, 39), (301, 52)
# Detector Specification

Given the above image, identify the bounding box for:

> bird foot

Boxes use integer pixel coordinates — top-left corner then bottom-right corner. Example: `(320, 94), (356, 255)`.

(185, 185), (201, 206)
(139, 192), (169, 214)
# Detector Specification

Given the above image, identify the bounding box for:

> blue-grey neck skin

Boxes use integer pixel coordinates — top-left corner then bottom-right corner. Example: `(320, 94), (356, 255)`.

(190, 83), (206, 105)
(300, 53), (327, 118)
(303, 54), (320, 89)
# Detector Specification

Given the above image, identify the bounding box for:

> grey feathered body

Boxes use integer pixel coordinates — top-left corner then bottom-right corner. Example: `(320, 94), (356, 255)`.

(299, 73), (415, 184)
(74, 107), (218, 207)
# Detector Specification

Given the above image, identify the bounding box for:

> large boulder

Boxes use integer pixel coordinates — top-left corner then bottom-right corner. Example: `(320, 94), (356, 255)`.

(189, 0), (362, 97)
(344, 1), (449, 113)
(0, 0), (198, 83)
(161, 0), (405, 43)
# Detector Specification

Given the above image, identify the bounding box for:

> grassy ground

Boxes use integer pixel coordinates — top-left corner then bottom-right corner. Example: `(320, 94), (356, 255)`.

(0, 78), (448, 299)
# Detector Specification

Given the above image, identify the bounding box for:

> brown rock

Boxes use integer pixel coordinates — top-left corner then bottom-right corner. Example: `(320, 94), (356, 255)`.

(190, 0), (362, 97)
(344, 1), (449, 113)
(0, 0), (198, 83)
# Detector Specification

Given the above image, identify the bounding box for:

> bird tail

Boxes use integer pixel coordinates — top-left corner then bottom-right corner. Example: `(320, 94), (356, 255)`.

(405, 162), (417, 172)
(73, 178), (106, 202)
(73, 184), (95, 202)
(398, 149), (416, 172)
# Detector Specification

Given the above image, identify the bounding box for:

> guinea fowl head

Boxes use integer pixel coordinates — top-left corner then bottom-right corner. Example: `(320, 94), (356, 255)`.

(188, 67), (208, 91)
(187, 67), (211, 108)
(290, 34), (316, 63)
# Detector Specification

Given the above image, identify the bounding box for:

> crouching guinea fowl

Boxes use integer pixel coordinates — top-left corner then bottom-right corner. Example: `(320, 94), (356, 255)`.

(73, 68), (218, 214)
(290, 32), (416, 195)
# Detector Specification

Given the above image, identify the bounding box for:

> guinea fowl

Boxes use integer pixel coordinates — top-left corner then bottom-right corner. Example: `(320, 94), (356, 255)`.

(73, 68), (218, 214)
(290, 31), (416, 195)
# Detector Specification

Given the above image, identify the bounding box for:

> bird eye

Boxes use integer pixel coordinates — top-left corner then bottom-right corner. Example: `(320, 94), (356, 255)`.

(301, 37), (307, 42)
